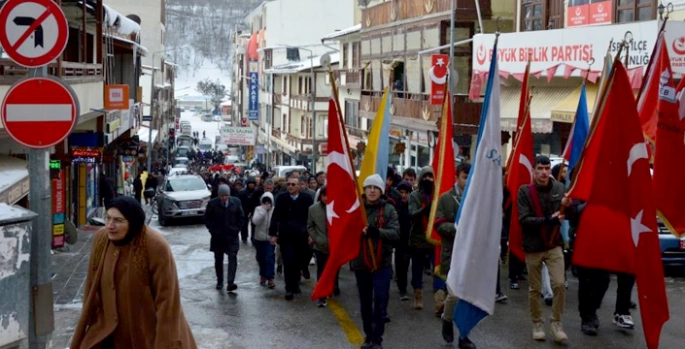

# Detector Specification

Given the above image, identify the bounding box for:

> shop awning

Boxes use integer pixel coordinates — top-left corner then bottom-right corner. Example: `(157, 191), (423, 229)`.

(500, 86), (576, 134)
(137, 127), (158, 144)
(270, 135), (298, 154)
(551, 83), (599, 124)
(0, 156), (29, 205)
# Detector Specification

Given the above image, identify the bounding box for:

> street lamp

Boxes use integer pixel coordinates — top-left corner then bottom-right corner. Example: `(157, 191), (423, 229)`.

(658, 2), (665, 20)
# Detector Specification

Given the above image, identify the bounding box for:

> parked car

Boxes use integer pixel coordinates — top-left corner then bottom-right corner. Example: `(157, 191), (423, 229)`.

(657, 217), (685, 266)
(157, 174), (212, 226)
(173, 157), (190, 167)
(176, 146), (192, 158)
(202, 114), (213, 122)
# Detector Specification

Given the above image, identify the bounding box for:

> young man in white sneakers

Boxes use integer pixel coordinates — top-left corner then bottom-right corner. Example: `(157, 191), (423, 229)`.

(517, 156), (574, 343)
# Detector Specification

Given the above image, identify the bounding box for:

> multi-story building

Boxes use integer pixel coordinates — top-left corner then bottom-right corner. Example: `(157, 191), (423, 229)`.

(472, 0), (685, 156)
(0, 1), (146, 227)
(234, 0), (356, 171)
(357, 0), (515, 170)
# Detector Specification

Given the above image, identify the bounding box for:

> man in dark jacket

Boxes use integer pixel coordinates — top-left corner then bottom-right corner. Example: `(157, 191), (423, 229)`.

(352, 174), (399, 349)
(269, 175), (314, 300)
(204, 184), (245, 292)
(238, 178), (259, 242)
(518, 155), (573, 344)
(394, 181), (412, 301)
(407, 166), (435, 310)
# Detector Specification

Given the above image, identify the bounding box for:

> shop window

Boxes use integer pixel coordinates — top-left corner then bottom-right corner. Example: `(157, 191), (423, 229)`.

(616, 0), (654, 23)
(522, 0), (544, 31)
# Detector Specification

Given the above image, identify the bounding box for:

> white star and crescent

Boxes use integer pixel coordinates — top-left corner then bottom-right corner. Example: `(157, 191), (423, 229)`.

(326, 200), (340, 225)
(327, 150), (361, 221)
(627, 142), (649, 177)
(518, 154), (533, 182)
(631, 210), (652, 247)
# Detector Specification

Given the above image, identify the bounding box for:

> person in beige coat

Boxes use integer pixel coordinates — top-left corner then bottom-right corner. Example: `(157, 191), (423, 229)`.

(71, 196), (196, 349)
(307, 186), (339, 307)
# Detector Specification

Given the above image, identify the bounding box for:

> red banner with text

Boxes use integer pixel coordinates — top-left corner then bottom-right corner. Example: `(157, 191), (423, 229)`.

(430, 54), (449, 105)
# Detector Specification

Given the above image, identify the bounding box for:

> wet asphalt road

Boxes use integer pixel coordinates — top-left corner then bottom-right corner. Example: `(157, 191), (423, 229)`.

(50, 215), (685, 349)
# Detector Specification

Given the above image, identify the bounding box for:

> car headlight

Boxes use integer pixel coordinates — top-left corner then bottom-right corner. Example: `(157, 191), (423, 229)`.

(201, 196), (210, 209)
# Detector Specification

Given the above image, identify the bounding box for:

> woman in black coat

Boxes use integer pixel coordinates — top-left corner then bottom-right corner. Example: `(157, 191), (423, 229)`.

(133, 174), (143, 204)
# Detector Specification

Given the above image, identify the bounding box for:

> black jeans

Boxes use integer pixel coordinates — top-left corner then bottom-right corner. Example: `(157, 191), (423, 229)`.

(314, 250), (339, 295)
(409, 248), (431, 290)
(355, 267), (392, 345)
(615, 273), (636, 316)
(508, 253), (525, 282)
(214, 248), (239, 286)
(280, 238), (310, 294)
(577, 266), (610, 322)
(240, 221), (249, 241)
(394, 246), (410, 294)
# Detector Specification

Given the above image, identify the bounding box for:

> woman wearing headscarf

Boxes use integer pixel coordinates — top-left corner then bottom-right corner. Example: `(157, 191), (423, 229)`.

(71, 197), (197, 349)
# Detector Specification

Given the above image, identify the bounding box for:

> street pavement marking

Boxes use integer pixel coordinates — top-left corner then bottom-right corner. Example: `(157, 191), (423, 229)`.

(327, 299), (364, 346)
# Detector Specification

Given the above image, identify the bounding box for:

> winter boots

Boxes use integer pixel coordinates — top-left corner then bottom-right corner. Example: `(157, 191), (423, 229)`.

(414, 288), (424, 310)
(434, 289), (446, 316)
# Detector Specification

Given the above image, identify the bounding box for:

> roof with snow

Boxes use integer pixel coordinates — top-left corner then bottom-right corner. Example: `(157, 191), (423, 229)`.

(321, 24), (362, 41)
(265, 52), (340, 74)
(103, 4), (141, 35)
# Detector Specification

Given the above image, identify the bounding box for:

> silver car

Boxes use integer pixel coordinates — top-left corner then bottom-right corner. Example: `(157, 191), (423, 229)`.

(157, 174), (211, 226)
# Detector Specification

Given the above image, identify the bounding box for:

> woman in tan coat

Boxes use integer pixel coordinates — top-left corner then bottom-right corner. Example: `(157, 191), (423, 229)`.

(71, 196), (197, 349)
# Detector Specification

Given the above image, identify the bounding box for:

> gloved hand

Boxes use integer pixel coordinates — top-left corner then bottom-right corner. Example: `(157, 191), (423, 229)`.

(366, 226), (380, 239)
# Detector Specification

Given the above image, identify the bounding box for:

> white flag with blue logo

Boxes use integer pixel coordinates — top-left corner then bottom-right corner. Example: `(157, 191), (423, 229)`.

(447, 39), (503, 337)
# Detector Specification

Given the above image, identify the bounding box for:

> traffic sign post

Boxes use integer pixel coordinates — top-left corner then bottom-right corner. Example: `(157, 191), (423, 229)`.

(0, 0), (69, 68)
(0, 1), (72, 347)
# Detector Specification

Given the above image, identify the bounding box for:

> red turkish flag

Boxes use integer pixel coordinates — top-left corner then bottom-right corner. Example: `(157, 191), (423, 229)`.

(506, 61), (533, 261)
(652, 35), (685, 237)
(637, 34), (665, 143)
(311, 99), (366, 300)
(567, 61), (668, 349)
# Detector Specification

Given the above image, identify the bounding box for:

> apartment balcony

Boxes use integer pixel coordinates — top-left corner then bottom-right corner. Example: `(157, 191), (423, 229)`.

(0, 59), (104, 117)
(362, 0), (491, 29)
(290, 94), (329, 111)
(360, 90), (481, 134)
(339, 69), (363, 89)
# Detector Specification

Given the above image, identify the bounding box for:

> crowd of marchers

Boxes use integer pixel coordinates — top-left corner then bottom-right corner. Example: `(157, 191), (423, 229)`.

(65, 158), (637, 349)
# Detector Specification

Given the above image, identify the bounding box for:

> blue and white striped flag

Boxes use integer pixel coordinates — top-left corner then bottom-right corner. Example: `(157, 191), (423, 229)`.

(447, 39), (503, 338)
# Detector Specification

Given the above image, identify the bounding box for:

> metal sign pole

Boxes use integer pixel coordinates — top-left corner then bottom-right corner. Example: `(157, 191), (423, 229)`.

(27, 66), (54, 349)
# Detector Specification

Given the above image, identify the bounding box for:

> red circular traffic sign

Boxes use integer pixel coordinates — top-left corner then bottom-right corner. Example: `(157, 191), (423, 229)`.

(1, 76), (79, 148)
(0, 0), (69, 68)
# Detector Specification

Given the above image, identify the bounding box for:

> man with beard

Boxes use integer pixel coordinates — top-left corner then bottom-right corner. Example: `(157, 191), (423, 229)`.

(407, 166), (436, 310)
(269, 175), (314, 300)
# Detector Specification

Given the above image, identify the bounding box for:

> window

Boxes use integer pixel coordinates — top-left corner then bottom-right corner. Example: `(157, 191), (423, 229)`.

(352, 42), (361, 68)
(300, 116), (306, 137)
(522, 0), (544, 31)
(298, 77), (303, 94)
(616, 0), (654, 23)
(342, 44), (348, 69)
(283, 113), (289, 134)
(344, 100), (359, 128)
(264, 49), (273, 69)
(308, 115), (313, 138)
(282, 76), (289, 96)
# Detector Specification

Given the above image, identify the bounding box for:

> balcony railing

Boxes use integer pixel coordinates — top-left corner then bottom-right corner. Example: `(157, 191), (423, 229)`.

(361, 0), (490, 29)
(273, 93), (282, 105)
(341, 69), (362, 88)
(0, 59), (103, 85)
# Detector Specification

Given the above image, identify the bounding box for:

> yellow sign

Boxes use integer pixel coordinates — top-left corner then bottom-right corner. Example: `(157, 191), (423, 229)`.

(53, 224), (65, 236)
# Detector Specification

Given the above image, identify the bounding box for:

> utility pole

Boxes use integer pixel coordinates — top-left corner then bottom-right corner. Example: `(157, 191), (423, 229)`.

(147, 52), (157, 173)
(309, 54), (316, 173)
(28, 66), (54, 349)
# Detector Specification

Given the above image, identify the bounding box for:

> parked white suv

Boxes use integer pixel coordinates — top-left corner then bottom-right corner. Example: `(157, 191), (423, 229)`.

(156, 174), (211, 226)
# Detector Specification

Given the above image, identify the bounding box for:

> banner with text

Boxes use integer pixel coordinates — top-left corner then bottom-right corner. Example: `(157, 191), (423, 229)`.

(248, 61), (259, 121)
(472, 20), (685, 78)
(567, 0), (612, 27)
(430, 54), (449, 105)
(221, 126), (256, 146)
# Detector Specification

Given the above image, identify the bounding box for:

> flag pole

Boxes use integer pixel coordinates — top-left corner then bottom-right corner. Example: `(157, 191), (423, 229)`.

(329, 68), (377, 270)
(425, 81), (451, 246)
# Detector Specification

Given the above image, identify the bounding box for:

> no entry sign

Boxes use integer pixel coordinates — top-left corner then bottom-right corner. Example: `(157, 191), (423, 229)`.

(1, 76), (79, 148)
(0, 0), (69, 68)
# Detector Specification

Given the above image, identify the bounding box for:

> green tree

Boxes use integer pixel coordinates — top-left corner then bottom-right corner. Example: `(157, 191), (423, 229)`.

(196, 78), (228, 112)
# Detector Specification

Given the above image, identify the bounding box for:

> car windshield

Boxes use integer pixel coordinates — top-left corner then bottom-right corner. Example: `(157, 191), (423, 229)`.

(198, 143), (212, 150)
(177, 148), (190, 156)
(166, 177), (207, 192)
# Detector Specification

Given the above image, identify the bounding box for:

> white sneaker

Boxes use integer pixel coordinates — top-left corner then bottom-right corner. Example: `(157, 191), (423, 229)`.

(613, 314), (635, 329)
(532, 322), (545, 341)
(550, 322), (568, 343)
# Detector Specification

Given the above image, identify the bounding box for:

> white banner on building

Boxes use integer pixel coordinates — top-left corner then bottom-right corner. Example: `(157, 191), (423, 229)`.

(221, 126), (256, 146)
(472, 20), (685, 78)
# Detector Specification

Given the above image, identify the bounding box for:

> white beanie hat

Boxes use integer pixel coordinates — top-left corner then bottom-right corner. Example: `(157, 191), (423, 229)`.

(363, 174), (385, 195)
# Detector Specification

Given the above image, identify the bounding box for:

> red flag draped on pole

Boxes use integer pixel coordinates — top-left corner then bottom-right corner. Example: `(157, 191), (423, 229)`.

(311, 98), (366, 300)
(651, 35), (685, 237)
(506, 60), (533, 261)
(426, 84), (455, 275)
(567, 61), (669, 349)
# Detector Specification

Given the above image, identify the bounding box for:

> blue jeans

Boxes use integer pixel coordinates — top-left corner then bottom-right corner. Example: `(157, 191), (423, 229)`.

(355, 267), (392, 345)
(410, 248), (431, 290)
(254, 240), (275, 280)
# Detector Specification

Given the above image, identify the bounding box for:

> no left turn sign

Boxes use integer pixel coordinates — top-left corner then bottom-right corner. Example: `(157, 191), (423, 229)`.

(0, 0), (69, 68)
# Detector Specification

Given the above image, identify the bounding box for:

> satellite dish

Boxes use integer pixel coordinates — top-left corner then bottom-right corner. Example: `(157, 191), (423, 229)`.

(320, 53), (331, 69)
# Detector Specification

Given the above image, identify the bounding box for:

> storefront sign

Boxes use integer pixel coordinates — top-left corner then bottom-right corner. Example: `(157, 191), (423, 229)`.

(248, 61), (259, 121)
(49, 160), (61, 170)
(429, 54), (449, 105)
(52, 224), (65, 248)
(105, 84), (130, 110)
(0, 175), (29, 205)
(221, 126), (256, 146)
(52, 169), (66, 228)
(472, 20), (685, 79)
(106, 117), (121, 134)
(567, 1), (612, 27)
